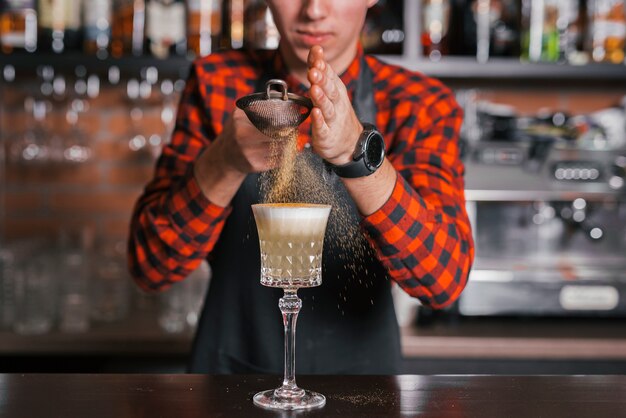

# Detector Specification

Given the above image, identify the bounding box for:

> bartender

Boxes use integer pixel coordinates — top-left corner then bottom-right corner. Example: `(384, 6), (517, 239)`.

(128, 0), (474, 374)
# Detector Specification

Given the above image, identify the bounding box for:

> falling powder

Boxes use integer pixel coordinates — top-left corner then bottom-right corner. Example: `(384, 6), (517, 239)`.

(260, 132), (367, 246)
(258, 127), (377, 307)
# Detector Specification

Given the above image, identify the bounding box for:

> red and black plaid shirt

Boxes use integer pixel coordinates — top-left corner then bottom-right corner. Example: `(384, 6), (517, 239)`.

(128, 46), (474, 308)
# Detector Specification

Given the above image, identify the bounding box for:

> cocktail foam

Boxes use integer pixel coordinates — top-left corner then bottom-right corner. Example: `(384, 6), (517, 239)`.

(252, 203), (331, 238)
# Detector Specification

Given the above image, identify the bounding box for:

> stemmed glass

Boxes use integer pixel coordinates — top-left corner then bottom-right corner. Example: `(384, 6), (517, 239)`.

(251, 203), (331, 411)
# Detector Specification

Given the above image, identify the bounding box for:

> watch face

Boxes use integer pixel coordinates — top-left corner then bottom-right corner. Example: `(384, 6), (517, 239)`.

(364, 131), (385, 170)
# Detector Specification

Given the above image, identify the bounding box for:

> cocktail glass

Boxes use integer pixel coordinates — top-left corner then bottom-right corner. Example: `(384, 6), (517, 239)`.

(251, 203), (331, 410)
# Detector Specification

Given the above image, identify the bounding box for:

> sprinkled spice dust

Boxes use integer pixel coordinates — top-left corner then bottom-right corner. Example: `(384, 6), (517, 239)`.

(330, 388), (396, 407)
(258, 128), (377, 308)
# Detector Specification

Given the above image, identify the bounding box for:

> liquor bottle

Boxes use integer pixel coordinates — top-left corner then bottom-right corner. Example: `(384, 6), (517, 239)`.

(37, 0), (82, 53)
(453, 0), (521, 60)
(109, 0), (145, 57)
(421, 0), (451, 60)
(243, 0), (278, 50)
(587, 0), (626, 63)
(145, 0), (186, 58)
(361, 0), (404, 55)
(83, 0), (112, 57)
(490, 0), (521, 57)
(221, 0), (244, 49)
(521, 0), (560, 62)
(187, 0), (221, 57)
(0, 0), (37, 53)
(559, 0), (586, 64)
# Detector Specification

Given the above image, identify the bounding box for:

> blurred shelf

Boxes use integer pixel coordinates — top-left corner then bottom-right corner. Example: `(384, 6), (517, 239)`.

(0, 52), (191, 80)
(402, 317), (626, 360)
(381, 56), (626, 87)
(3, 308), (625, 361)
(0, 308), (193, 356)
(2, 53), (626, 85)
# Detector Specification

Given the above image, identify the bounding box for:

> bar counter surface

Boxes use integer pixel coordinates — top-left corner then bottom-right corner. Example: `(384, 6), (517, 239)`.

(0, 374), (624, 417)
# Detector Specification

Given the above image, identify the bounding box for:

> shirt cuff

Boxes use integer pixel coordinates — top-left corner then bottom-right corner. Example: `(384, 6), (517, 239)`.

(166, 168), (232, 244)
(360, 173), (435, 257)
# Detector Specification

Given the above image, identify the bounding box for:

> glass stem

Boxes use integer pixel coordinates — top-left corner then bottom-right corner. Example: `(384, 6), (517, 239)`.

(279, 290), (302, 392)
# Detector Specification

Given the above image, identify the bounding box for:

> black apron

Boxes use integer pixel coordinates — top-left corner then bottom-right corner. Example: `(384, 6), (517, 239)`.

(189, 56), (402, 374)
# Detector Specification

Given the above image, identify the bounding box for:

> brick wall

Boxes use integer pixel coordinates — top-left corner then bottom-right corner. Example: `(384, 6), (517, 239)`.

(1, 81), (625, 245)
(1, 83), (178, 244)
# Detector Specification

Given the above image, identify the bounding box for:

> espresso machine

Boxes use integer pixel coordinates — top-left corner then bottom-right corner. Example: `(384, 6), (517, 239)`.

(458, 130), (626, 317)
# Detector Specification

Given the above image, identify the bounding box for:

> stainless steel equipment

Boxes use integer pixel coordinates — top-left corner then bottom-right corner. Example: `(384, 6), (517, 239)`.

(459, 140), (626, 317)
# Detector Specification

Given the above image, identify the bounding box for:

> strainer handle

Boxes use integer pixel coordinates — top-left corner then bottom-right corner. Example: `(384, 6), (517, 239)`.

(266, 79), (289, 101)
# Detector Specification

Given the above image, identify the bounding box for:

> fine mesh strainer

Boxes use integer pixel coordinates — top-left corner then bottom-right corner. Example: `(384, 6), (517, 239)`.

(236, 79), (313, 139)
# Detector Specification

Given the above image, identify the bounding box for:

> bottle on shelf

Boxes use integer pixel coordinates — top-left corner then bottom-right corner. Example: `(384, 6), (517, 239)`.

(361, 0), (404, 55)
(521, 0), (584, 63)
(559, 0), (587, 64)
(221, 0), (244, 49)
(37, 0), (82, 53)
(187, 0), (222, 57)
(145, 0), (187, 58)
(243, 0), (278, 50)
(109, 0), (145, 58)
(521, 0), (559, 62)
(421, 0), (451, 61)
(0, 0), (37, 53)
(587, 0), (626, 64)
(455, 0), (521, 62)
(83, 0), (112, 58)
(220, 0), (280, 51)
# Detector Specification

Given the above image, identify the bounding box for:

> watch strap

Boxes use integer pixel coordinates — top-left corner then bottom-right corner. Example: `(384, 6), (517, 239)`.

(325, 158), (374, 178)
(326, 123), (383, 179)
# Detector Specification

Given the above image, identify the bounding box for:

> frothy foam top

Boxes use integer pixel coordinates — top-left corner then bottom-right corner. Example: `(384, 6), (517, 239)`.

(253, 202), (330, 216)
(252, 203), (331, 237)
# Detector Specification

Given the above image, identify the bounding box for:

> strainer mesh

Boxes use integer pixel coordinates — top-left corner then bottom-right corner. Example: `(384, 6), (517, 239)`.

(236, 80), (312, 140)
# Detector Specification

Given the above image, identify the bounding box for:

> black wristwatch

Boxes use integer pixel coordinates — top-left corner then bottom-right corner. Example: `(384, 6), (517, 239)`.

(326, 123), (386, 178)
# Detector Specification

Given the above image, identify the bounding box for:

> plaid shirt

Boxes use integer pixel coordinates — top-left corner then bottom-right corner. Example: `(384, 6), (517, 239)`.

(128, 46), (474, 309)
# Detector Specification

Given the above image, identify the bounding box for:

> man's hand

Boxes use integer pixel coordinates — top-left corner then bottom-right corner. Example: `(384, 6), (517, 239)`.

(307, 45), (362, 166)
(212, 108), (288, 174)
(193, 108), (288, 207)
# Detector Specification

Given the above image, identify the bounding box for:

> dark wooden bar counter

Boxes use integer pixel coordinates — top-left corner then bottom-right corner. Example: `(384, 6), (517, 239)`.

(0, 374), (625, 417)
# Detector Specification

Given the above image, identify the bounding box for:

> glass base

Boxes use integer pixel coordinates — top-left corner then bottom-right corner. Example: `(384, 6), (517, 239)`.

(253, 387), (326, 410)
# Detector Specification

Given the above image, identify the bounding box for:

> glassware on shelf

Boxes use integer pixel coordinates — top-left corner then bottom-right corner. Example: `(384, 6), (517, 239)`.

(58, 253), (90, 332)
(158, 259), (211, 333)
(142, 77), (175, 159)
(61, 69), (98, 164)
(91, 240), (129, 322)
(63, 107), (92, 163)
(183, 259), (210, 328)
(158, 280), (186, 333)
(57, 227), (94, 333)
(126, 78), (147, 152)
(10, 98), (51, 164)
(13, 239), (57, 335)
(251, 203), (331, 411)
(0, 248), (17, 330)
